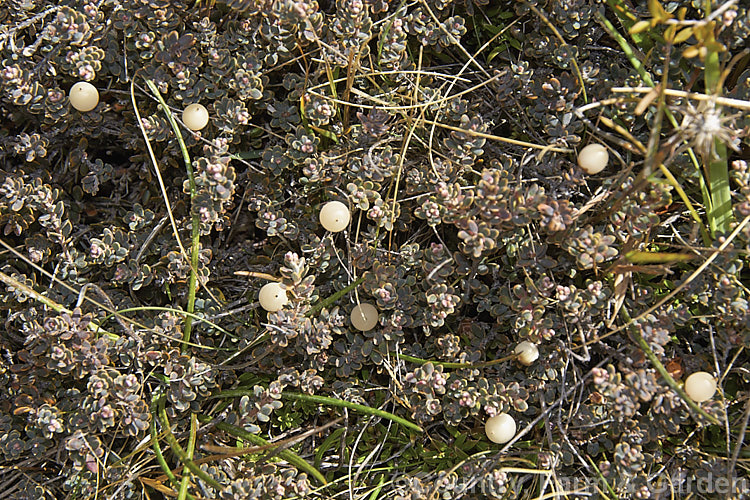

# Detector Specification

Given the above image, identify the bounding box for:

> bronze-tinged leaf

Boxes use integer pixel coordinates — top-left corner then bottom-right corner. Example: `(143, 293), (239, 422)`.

(13, 406), (34, 415)
(589, 391), (605, 405)
(139, 477), (179, 497)
(178, 33), (195, 48)
(665, 357), (684, 380)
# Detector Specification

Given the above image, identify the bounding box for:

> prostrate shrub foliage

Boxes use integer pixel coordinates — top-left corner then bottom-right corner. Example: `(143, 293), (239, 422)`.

(1, 0), (750, 498)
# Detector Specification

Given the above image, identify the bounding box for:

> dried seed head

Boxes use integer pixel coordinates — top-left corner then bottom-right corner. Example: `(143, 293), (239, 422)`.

(674, 98), (740, 159)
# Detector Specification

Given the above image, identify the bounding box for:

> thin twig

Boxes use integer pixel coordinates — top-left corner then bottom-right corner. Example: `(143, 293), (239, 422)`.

(609, 86), (750, 111)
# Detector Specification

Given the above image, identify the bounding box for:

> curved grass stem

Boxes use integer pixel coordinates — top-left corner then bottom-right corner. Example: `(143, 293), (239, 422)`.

(197, 416), (328, 485)
(211, 389), (423, 433)
(100, 306), (231, 338)
(307, 276), (365, 317)
(177, 413), (198, 500)
(156, 397), (221, 490)
(280, 392), (423, 434)
(397, 353), (516, 369)
(143, 79), (201, 353)
(150, 398), (197, 500)
(657, 164), (712, 244)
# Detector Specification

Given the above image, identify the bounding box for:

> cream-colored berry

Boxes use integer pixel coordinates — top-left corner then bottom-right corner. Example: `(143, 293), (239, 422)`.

(684, 371), (717, 402)
(319, 201), (350, 232)
(258, 282), (288, 312)
(350, 303), (378, 331)
(514, 341), (539, 366)
(183, 103), (209, 131)
(577, 144), (609, 174)
(69, 82), (99, 112)
(485, 413), (516, 444)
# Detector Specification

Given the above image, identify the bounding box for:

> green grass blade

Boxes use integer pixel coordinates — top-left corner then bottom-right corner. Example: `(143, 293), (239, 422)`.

(211, 389), (423, 433)
(150, 398), (198, 500)
(280, 392), (423, 434)
(703, 13), (734, 235)
(177, 413), (198, 500)
(657, 164), (712, 244)
(307, 276), (365, 317)
(0, 270), (117, 339)
(203, 418), (328, 485)
(604, 0), (654, 52)
(144, 79), (202, 352)
(707, 141), (733, 234)
(156, 398), (221, 489)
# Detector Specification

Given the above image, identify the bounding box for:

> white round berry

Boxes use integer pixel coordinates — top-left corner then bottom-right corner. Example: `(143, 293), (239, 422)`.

(485, 413), (516, 444)
(514, 341), (539, 366)
(577, 144), (609, 174)
(684, 371), (717, 402)
(69, 82), (99, 112)
(183, 103), (209, 131)
(258, 282), (288, 312)
(350, 303), (378, 331)
(319, 201), (350, 232)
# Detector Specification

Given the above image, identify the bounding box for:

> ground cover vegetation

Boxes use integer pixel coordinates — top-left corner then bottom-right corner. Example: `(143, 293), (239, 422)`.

(1, 0), (750, 498)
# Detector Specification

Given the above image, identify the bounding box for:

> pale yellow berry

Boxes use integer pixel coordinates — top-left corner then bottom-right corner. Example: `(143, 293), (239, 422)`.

(485, 413), (516, 444)
(69, 82), (99, 112)
(319, 201), (350, 232)
(183, 103), (209, 131)
(684, 371), (717, 402)
(514, 341), (539, 366)
(258, 282), (288, 312)
(350, 303), (378, 331)
(577, 144), (609, 174)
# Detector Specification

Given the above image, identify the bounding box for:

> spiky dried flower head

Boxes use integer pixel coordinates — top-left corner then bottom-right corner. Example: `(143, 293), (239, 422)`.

(673, 97), (741, 160)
